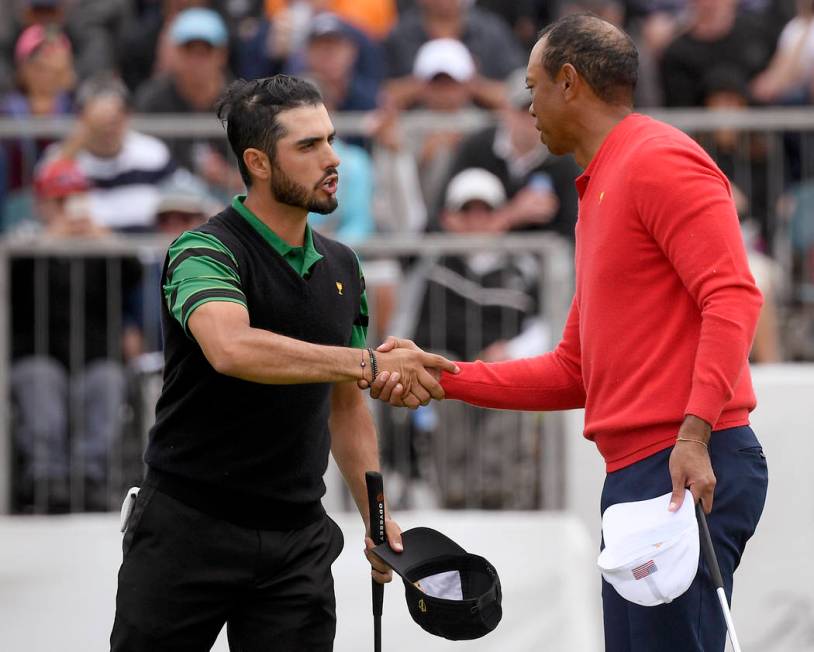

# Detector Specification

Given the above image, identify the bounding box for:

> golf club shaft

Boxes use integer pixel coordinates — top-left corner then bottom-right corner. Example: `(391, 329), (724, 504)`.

(366, 472), (386, 652)
(716, 587), (743, 652)
(696, 503), (742, 652)
(696, 503), (724, 588)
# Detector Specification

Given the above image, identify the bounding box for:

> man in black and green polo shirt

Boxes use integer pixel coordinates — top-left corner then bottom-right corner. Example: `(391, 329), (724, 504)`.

(110, 76), (458, 652)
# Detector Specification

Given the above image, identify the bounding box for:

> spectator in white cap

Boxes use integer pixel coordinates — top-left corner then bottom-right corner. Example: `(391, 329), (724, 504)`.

(382, 0), (523, 108)
(441, 167), (506, 232)
(408, 167), (551, 508)
(396, 39), (505, 212)
(385, 36), (507, 110)
(437, 66), (581, 237)
(430, 167), (551, 361)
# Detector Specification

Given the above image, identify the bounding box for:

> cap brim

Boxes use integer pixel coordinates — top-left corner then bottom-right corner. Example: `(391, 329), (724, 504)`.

(372, 527), (467, 578)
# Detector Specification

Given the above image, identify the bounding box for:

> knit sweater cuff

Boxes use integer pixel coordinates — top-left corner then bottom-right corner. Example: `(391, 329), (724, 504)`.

(684, 382), (729, 428)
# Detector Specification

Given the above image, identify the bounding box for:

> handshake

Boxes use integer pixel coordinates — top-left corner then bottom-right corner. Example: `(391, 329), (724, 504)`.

(358, 337), (459, 409)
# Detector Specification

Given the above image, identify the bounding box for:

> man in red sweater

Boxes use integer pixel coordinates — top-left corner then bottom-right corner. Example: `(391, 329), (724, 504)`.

(365, 13), (769, 652)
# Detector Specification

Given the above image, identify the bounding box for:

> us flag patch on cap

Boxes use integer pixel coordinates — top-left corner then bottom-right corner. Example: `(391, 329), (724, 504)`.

(632, 560), (658, 580)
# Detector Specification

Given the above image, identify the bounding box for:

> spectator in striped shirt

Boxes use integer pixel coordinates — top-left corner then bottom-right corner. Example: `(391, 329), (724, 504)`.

(48, 73), (177, 232)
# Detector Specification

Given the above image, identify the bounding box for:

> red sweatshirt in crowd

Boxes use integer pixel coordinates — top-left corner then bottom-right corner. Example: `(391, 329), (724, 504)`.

(441, 114), (763, 472)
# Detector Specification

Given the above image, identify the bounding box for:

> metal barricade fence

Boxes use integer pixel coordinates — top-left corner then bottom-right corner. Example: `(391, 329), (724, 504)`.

(3, 107), (814, 515)
(1, 106), (812, 334)
(0, 233), (573, 514)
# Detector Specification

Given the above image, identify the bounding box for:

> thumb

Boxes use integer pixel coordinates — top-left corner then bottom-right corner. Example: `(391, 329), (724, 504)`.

(376, 336), (399, 352)
(668, 479), (686, 513)
(423, 353), (460, 375)
(436, 354), (460, 375)
(385, 520), (403, 553)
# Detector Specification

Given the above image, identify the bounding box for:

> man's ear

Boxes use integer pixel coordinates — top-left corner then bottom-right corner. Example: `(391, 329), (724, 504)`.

(243, 148), (270, 181)
(560, 63), (579, 100)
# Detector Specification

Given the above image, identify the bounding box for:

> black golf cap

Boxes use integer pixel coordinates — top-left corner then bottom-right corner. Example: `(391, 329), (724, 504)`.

(371, 527), (502, 640)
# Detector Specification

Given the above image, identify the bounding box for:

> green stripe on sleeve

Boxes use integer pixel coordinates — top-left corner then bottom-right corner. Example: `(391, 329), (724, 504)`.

(167, 247), (238, 284)
(181, 289), (247, 326)
(163, 231), (246, 334)
(167, 232), (238, 270)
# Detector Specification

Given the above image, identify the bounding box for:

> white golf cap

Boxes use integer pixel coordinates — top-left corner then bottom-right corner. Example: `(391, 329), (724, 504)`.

(445, 168), (506, 211)
(413, 38), (476, 82)
(597, 490), (699, 607)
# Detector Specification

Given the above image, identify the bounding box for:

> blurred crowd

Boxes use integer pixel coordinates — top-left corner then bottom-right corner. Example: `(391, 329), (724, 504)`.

(1, 0), (810, 512)
(0, 0), (809, 237)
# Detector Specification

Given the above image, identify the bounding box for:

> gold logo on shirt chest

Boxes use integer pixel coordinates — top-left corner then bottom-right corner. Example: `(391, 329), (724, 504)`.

(336, 281), (344, 295)
(599, 191), (605, 204)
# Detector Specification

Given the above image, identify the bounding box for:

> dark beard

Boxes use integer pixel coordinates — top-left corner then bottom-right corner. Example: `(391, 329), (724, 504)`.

(270, 162), (338, 215)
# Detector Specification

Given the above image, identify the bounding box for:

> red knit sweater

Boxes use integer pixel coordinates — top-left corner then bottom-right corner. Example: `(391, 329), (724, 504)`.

(441, 114), (763, 472)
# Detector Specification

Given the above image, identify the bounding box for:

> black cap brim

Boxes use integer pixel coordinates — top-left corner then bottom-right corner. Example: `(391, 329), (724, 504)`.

(371, 527), (502, 641)
(371, 526), (465, 576)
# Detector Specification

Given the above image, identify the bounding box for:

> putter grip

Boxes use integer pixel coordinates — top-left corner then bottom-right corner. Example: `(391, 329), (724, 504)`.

(366, 472), (386, 546)
(696, 503), (724, 589)
(366, 471), (385, 619)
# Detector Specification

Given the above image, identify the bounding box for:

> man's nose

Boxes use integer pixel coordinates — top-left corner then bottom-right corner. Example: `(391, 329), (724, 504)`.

(325, 144), (340, 170)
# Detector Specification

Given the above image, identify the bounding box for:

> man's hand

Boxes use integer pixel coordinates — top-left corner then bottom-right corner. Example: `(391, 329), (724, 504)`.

(359, 337), (458, 409)
(668, 415), (716, 513)
(495, 185), (559, 231)
(364, 518), (403, 584)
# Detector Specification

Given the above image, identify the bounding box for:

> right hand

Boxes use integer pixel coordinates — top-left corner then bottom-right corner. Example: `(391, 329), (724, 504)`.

(360, 338), (458, 409)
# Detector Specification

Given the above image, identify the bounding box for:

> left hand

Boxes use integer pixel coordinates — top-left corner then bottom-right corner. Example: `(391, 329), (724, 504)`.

(668, 415), (716, 513)
(364, 518), (403, 584)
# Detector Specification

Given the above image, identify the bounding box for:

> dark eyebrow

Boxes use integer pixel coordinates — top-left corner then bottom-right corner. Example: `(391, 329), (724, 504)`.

(295, 131), (337, 147)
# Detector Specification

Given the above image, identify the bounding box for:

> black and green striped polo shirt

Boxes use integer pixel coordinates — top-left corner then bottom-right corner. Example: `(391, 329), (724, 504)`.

(145, 196), (369, 530)
(163, 194), (368, 347)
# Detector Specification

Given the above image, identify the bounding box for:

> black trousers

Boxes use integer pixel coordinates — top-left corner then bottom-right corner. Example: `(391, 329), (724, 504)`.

(110, 487), (345, 652)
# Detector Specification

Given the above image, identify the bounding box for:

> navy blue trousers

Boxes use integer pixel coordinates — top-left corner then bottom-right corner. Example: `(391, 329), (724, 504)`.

(600, 426), (768, 652)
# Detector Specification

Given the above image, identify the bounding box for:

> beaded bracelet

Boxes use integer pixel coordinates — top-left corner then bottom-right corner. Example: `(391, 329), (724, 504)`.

(366, 347), (379, 382)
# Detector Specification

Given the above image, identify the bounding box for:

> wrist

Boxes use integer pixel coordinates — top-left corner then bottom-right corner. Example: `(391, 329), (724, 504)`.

(358, 347), (379, 383)
(678, 414), (712, 444)
(359, 347), (371, 383)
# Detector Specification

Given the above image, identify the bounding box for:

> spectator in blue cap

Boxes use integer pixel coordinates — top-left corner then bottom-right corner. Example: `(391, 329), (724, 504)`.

(135, 7), (242, 198)
(169, 6), (228, 48)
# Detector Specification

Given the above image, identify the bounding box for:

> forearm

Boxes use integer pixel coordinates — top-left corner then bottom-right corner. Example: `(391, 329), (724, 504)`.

(330, 389), (382, 524)
(441, 353), (586, 411)
(685, 285), (762, 425)
(208, 324), (367, 385)
(442, 297), (585, 410)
